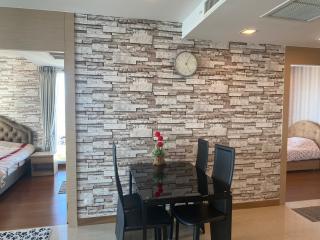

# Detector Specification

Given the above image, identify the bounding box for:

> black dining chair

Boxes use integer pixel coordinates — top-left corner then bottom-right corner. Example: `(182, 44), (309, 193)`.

(196, 139), (209, 173)
(172, 144), (235, 240)
(112, 143), (141, 211)
(113, 143), (172, 240)
(212, 144), (235, 186)
(195, 138), (209, 234)
(171, 138), (209, 236)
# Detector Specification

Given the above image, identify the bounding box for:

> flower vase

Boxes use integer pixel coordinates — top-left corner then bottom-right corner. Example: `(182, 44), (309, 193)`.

(153, 156), (166, 166)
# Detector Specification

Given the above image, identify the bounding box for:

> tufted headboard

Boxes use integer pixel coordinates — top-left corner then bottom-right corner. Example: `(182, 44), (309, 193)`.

(0, 116), (33, 144)
(288, 120), (320, 147)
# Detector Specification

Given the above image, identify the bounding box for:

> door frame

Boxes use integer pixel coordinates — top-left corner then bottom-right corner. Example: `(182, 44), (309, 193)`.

(64, 13), (77, 227)
(280, 46), (320, 204)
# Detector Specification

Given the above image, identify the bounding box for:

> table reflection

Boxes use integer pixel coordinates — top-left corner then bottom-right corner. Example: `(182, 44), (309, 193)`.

(130, 161), (219, 201)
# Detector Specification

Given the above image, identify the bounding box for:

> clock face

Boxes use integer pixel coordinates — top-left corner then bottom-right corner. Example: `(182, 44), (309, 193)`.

(175, 52), (198, 77)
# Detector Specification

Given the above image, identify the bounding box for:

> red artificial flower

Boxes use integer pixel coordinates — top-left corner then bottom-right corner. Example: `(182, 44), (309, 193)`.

(157, 135), (163, 141)
(158, 183), (163, 193)
(157, 141), (164, 147)
(154, 131), (161, 137)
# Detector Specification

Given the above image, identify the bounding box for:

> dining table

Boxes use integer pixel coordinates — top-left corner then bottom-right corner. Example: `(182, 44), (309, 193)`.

(129, 161), (232, 240)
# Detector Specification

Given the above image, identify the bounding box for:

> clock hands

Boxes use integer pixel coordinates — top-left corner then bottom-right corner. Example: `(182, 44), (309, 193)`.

(187, 56), (196, 73)
(185, 55), (192, 73)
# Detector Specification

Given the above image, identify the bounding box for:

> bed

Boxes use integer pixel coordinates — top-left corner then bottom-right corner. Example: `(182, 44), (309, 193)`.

(287, 120), (320, 172)
(0, 116), (35, 195)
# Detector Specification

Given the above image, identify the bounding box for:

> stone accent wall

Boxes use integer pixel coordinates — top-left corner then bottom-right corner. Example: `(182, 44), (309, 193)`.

(75, 14), (285, 218)
(0, 56), (43, 148)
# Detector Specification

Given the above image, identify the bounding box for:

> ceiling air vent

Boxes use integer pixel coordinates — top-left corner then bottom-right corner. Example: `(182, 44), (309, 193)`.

(262, 0), (320, 22)
(204, 0), (220, 14)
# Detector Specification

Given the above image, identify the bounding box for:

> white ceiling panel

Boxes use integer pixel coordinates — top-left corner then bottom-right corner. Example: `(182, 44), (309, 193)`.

(184, 0), (320, 48)
(1, 0), (320, 48)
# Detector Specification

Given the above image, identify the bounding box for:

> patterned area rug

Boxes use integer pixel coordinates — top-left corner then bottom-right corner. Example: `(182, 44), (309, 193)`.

(58, 181), (66, 194)
(293, 206), (320, 222)
(0, 227), (51, 240)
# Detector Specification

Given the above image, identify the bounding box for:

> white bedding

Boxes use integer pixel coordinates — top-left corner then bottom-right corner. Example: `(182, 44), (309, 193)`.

(0, 141), (35, 176)
(287, 137), (320, 162)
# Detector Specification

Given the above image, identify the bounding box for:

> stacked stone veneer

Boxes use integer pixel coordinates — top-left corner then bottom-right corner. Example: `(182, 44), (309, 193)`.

(75, 14), (285, 218)
(0, 56), (43, 148)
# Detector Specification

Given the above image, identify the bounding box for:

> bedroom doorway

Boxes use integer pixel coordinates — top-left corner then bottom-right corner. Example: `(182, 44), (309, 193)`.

(0, 49), (68, 230)
(285, 64), (320, 203)
(0, 10), (76, 228)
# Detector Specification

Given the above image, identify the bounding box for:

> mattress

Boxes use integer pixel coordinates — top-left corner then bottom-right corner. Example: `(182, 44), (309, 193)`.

(0, 141), (35, 176)
(287, 137), (320, 162)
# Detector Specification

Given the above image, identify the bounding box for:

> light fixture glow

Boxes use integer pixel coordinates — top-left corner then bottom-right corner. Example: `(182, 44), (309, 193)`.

(241, 29), (257, 35)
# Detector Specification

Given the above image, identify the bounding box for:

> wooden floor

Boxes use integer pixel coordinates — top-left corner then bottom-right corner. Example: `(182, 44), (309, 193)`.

(286, 170), (320, 202)
(0, 167), (67, 230)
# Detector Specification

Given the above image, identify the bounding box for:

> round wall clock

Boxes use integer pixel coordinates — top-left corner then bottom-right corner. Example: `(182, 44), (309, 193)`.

(175, 51), (198, 77)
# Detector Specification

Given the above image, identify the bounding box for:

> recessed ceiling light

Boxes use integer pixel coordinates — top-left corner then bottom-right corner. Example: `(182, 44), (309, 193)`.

(241, 29), (257, 35)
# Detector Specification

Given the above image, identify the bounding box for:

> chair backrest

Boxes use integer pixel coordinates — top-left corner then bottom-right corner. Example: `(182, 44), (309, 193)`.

(212, 144), (235, 187)
(196, 167), (208, 195)
(196, 139), (209, 172)
(112, 143), (124, 204)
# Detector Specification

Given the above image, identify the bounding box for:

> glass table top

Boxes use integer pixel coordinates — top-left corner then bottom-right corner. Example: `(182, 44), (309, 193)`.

(129, 161), (229, 203)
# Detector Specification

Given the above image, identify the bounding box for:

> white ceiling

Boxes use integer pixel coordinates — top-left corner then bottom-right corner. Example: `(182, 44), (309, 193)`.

(0, 50), (64, 68)
(0, 0), (200, 22)
(185, 0), (320, 48)
(0, 0), (320, 48)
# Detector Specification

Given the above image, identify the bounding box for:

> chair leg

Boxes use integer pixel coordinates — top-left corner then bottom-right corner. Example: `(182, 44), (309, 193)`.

(115, 212), (125, 240)
(210, 196), (232, 240)
(169, 204), (174, 240)
(193, 225), (200, 240)
(115, 227), (124, 240)
(175, 221), (180, 240)
(155, 228), (158, 240)
(157, 227), (162, 240)
(210, 222), (214, 239)
(200, 223), (205, 234)
(154, 227), (162, 240)
(155, 227), (162, 240)
(162, 226), (168, 240)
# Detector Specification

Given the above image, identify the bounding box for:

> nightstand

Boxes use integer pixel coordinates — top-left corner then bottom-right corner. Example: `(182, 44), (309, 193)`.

(30, 152), (57, 176)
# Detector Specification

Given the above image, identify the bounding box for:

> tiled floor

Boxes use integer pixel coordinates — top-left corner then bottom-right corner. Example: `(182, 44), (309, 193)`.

(286, 199), (320, 209)
(49, 200), (320, 240)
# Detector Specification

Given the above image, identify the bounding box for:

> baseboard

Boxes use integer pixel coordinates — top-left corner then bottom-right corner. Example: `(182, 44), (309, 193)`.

(77, 199), (280, 226)
(233, 199), (280, 209)
(78, 215), (116, 226)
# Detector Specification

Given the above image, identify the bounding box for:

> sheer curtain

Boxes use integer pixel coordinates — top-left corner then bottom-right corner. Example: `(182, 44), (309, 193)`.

(289, 65), (320, 126)
(39, 66), (57, 152)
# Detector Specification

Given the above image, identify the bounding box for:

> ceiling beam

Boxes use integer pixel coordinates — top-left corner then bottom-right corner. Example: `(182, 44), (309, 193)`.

(182, 0), (226, 39)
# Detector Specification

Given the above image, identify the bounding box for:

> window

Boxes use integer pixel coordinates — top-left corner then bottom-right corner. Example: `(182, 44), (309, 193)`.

(55, 71), (66, 163)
